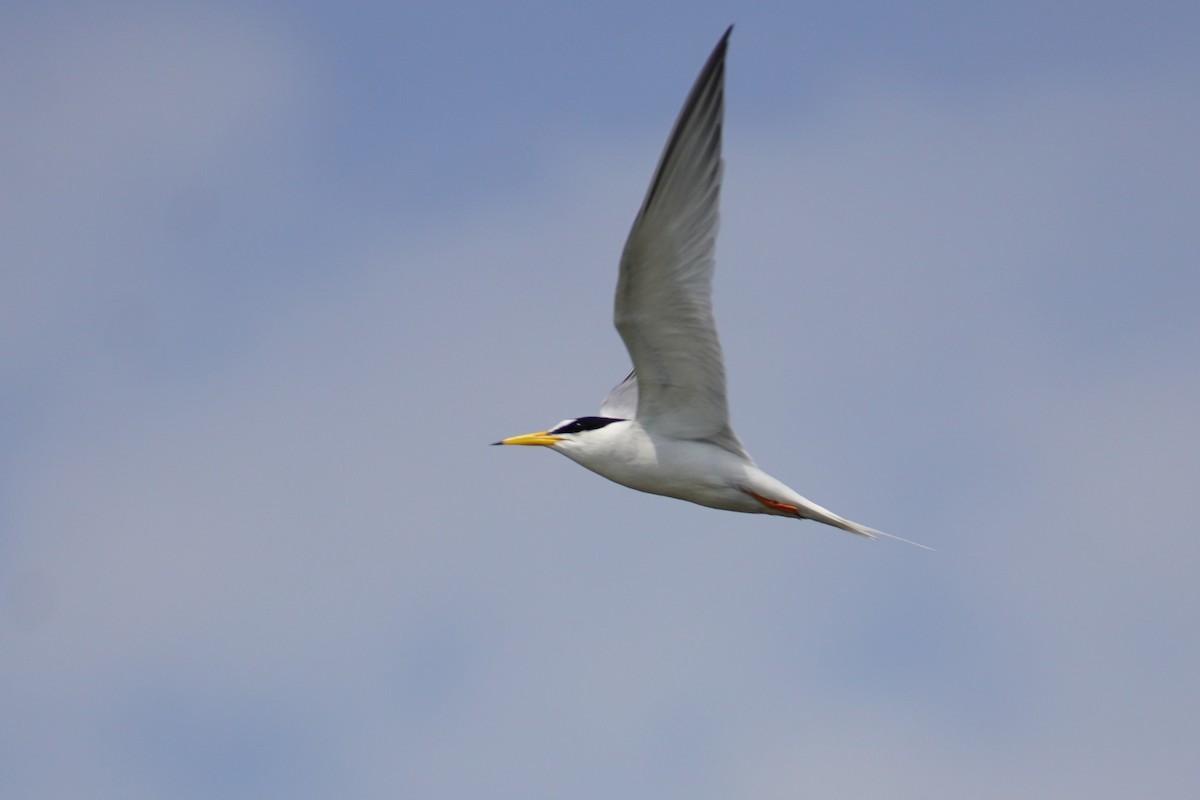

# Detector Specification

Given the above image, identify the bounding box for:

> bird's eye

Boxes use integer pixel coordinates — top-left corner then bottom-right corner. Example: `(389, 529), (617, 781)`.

(550, 416), (624, 435)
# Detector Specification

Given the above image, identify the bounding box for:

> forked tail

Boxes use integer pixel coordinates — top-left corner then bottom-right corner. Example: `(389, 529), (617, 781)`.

(801, 504), (934, 550)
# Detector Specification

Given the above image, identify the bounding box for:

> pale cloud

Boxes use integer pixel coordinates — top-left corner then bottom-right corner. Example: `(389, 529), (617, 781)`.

(2, 7), (1198, 798)
(0, 4), (305, 364)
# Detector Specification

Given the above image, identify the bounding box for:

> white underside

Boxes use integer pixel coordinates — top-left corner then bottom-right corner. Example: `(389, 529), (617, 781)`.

(551, 420), (879, 538)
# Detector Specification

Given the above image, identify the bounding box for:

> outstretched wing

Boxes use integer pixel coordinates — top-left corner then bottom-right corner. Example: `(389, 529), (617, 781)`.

(613, 27), (746, 457)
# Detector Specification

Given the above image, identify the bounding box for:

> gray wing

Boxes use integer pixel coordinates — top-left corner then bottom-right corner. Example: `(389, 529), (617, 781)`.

(612, 27), (747, 457)
(599, 369), (638, 418)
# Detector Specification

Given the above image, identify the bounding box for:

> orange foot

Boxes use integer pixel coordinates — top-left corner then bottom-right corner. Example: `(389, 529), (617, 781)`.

(745, 490), (801, 516)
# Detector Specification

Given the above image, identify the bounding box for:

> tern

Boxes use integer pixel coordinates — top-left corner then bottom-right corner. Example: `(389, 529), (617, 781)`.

(496, 28), (922, 546)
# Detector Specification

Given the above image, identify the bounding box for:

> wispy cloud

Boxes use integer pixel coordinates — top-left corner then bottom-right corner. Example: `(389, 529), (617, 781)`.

(3, 4), (1198, 798)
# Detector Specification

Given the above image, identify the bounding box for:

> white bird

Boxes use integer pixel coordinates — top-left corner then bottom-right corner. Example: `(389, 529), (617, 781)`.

(496, 28), (924, 547)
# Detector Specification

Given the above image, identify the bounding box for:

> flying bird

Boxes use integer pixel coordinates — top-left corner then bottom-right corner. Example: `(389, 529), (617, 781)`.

(496, 28), (923, 546)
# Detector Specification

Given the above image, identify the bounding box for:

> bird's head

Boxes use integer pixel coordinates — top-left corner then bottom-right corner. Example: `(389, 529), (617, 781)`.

(492, 416), (627, 452)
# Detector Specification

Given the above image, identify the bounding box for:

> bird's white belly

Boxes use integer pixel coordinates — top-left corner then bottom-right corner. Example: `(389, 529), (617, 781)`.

(563, 432), (764, 513)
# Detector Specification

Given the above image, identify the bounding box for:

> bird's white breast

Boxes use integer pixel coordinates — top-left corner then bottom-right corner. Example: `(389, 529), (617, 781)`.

(556, 420), (765, 513)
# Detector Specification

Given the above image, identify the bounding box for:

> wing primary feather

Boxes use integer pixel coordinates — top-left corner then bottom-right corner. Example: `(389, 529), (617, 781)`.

(635, 26), (732, 221)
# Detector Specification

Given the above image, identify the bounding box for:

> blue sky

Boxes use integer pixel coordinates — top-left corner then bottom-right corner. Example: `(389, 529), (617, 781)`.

(3, 1), (1199, 797)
